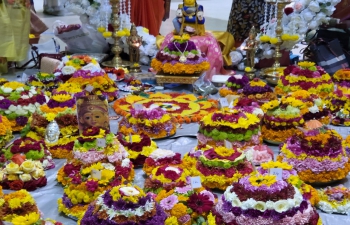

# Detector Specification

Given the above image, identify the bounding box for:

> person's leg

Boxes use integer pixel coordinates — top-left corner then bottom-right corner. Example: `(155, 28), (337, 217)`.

(172, 18), (181, 34)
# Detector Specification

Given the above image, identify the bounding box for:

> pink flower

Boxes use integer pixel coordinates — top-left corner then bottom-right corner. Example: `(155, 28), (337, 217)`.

(107, 152), (123, 163)
(295, 2), (303, 11)
(178, 214), (191, 224)
(160, 194), (178, 210)
(86, 180), (99, 192)
(175, 185), (192, 194)
(200, 190), (215, 203)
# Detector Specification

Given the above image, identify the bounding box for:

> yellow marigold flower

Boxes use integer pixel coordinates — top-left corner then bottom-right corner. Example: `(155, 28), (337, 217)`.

(270, 37), (279, 44)
(11, 212), (40, 225)
(29, 34), (36, 38)
(261, 161), (293, 170)
(103, 31), (112, 38)
(45, 113), (56, 122)
(3, 81), (25, 90)
(170, 203), (188, 218)
(214, 146), (234, 157)
(245, 67), (252, 72)
(290, 34), (299, 41)
(52, 93), (72, 102)
(298, 61), (315, 68)
(281, 33), (291, 41)
(165, 216), (179, 225)
(249, 174), (277, 187)
(250, 79), (267, 87)
(259, 35), (271, 42)
(116, 30), (126, 37)
(143, 27), (149, 34)
(97, 27), (106, 33)
(207, 212), (216, 225)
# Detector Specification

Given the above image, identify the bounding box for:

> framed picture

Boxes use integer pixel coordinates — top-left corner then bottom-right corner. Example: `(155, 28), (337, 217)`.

(76, 95), (110, 134)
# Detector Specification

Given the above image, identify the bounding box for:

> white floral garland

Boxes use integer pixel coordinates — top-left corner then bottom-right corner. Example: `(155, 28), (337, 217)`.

(252, 0), (341, 60)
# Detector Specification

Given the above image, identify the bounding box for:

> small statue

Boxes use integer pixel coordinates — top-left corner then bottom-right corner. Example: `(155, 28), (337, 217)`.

(173, 0), (205, 36)
(45, 120), (60, 144)
(127, 24), (142, 63)
(244, 26), (259, 71)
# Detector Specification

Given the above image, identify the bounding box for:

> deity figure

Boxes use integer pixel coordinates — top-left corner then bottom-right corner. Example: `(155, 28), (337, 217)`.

(45, 120), (60, 144)
(77, 95), (110, 133)
(244, 26), (259, 70)
(127, 24), (142, 63)
(173, 0), (205, 36)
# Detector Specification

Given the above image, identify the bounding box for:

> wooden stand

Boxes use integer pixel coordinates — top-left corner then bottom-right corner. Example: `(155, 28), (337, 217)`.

(155, 72), (203, 86)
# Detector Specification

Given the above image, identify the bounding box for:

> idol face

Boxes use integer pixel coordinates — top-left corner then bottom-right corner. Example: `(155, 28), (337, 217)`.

(81, 109), (107, 128)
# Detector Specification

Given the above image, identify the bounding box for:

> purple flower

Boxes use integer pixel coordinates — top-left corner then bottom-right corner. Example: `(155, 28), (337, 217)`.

(160, 194), (178, 210)
(47, 100), (60, 108)
(36, 94), (47, 104)
(16, 116), (28, 126)
(0, 99), (12, 109)
(62, 194), (74, 208)
(60, 99), (76, 108)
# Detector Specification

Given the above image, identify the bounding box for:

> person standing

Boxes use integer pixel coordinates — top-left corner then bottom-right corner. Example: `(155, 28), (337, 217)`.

(227, 0), (265, 47)
(130, 0), (170, 36)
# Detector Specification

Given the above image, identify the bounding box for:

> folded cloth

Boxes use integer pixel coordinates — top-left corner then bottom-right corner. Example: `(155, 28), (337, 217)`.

(40, 57), (61, 74)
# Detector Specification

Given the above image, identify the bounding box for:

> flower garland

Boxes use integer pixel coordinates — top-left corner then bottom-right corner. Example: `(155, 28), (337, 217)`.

(219, 75), (250, 97)
(324, 89), (350, 126)
(72, 128), (129, 165)
(213, 172), (321, 225)
(113, 93), (219, 124)
(117, 133), (157, 166)
(78, 184), (167, 224)
(58, 160), (135, 220)
(261, 97), (305, 143)
(0, 157), (47, 191)
(317, 185), (350, 214)
(0, 82), (47, 131)
(27, 72), (61, 91)
(0, 115), (13, 149)
(184, 145), (253, 190)
(275, 62), (334, 98)
(144, 165), (191, 192)
(151, 34), (210, 75)
(0, 189), (63, 224)
(3, 137), (55, 170)
(278, 128), (350, 184)
(258, 161), (320, 206)
(156, 185), (217, 225)
(143, 149), (182, 175)
(242, 78), (277, 103)
(286, 90), (330, 124)
(198, 110), (261, 148)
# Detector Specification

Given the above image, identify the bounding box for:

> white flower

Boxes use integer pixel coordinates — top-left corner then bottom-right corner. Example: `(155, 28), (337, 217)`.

(253, 108), (264, 117)
(15, 87), (24, 92)
(134, 207), (144, 216)
(241, 198), (256, 210)
(62, 56), (69, 63)
(21, 95), (30, 99)
(5, 110), (11, 114)
(121, 158), (130, 168)
(165, 166), (181, 174)
(62, 66), (76, 75)
(0, 96), (3, 100)
(254, 201), (267, 212)
(82, 63), (101, 73)
(308, 20), (318, 30)
(266, 201), (275, 210)
(19, 174), (32, 182)
(274, 200), (290, 213)
(2, 87), (12, 93)
(149, 149), (175, 160)
(308, 1), (321, 12)
(230, 51), (243, 66)
(144, 201), (155, 212)
(8, 105), (17, 112)
(308, 105), (320, 113)
(102, 163), (115, 171)
(119, 187), (140, 196)
(81, 0), (90, 7)
(301, 10), (315, 22)
(231, 197), (242, 207)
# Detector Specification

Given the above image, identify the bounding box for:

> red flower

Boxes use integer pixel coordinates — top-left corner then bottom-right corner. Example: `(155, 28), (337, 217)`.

(9, 180), (24, 190)
(187, 193), (214, 214)
(284, 7), (294, 15)
(23, 180), (38, 191)
(63, 163), (81, 176)
(11, 154), (26, 165)
(86, 180), (99, 192)
(82, 127), (100, 136)
(35, 177), (47, 187)
(156, 166), (182, 181)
